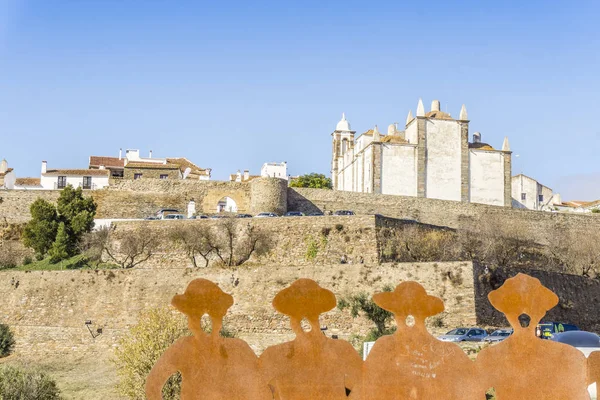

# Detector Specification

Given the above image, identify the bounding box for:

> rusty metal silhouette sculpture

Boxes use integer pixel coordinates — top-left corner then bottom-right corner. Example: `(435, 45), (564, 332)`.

(357, 281), (480, 400)
(145, 279), (270, 399)
(476, 273), (590, 399)
(146, 274), (599, 399)
(258, 279), (362, 399)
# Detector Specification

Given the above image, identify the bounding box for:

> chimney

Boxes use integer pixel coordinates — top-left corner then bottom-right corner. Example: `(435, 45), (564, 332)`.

(243, 170), (249, 181)
(236, 170), (242, 182)
(473, 132), (482, 143)
(41, 161), (47, 174)
(431, 100), (441, 112)
(149, 150), (153, 158)
(0, 159), (7, 174)
(119, 148), (122, 160)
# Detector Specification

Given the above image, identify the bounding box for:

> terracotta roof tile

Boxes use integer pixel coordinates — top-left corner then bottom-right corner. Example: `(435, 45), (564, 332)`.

(44, 169), (110, 176)
(89, 156), (125, 168)
(124, 162), (180, 170)
(0, 168), (13, 177)
(469, 142), (496, 151)
(167, 157), (210, 176)
(15, 177), (41, 186)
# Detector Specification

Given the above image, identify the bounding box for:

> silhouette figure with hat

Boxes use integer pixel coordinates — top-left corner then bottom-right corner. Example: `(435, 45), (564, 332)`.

(259, 279), (362, 399)
(476, 273), (589, 399)
(145, 279), (270, 399)
(357, 281), (479, 399)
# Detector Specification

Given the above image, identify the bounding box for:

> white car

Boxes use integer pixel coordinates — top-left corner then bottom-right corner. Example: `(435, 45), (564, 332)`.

(552, 331), (600, 399)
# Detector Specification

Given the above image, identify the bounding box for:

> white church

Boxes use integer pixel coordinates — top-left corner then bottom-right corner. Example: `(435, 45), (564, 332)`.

(331, 99), (512, 207)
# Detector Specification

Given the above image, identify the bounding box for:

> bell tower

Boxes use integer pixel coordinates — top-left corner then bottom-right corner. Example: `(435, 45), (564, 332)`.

(331, 113), (355, 190)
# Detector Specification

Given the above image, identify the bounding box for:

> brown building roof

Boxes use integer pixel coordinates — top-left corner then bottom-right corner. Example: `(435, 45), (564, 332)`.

(124, 162), (180, 170)
(0, 168), (14, 177)
(89, 156), (125, 169)
(381, 135), (408, 144)
(15, 177), (41, 186)
(425, 110), (453, 120)
(44, 169), (110, 176)
(167, 158), (210, 177)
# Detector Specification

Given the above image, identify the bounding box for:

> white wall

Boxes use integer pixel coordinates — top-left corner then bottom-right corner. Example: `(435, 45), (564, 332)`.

(405, 120), (418, 144)
(381, 144), (417, 196)
(40, 175), (110, 190)
(1, 171), (16, 189)
(469, 150), (505, 206)
(424, 120), (461, 201)
(511, 175), (539, 210)
(261, 163), (287, 179)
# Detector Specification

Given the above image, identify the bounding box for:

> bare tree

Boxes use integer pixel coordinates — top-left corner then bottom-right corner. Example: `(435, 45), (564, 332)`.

(102, 226), (161, 269)
(211, 219), (273, 267)
(545, 227), (600, 277)
(170, 224), (214, 268)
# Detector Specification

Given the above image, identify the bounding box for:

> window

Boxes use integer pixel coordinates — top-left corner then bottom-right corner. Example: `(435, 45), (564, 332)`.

(134, 173), (142, 180)
(57, 176), (67, 189)
(82, 176), (92, 189)
(159, 174), (168, 180)
(539, 195), (544, 202)
(521, 193), (526, 201)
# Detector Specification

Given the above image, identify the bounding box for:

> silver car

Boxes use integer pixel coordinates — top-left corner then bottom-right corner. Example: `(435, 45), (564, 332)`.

(438, 327), (488, 342)
(484, 329), (513, 343)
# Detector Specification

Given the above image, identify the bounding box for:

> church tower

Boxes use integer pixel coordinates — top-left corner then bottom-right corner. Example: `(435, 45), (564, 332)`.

(331, 113), (356, 190)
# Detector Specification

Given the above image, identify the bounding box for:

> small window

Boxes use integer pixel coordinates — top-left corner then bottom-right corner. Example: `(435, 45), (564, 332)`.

(82, 176), (92, 189)
(57, 176), (67, 189)
(521, 193), (526, 201)
(539, 195), (544, 202)
(134, 173), (142, 180)
(159, 174), (168, 180)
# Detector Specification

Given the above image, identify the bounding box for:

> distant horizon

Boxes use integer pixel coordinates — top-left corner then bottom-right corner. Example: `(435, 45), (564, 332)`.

(1, 0), (599, 200)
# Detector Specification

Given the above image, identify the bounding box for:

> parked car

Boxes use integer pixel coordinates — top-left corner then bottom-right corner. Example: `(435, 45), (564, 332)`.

(189, 215), (208, 219)
(236, 214), (253, 218)
(210, 214), (228, 219)
(284, 211), (305, 217)
(333, 210), (355, 216)
(255, 212), (278, 218)
(164, 214), (186, 220)
(551, 331), (600, 399)
(537, 322), (579, 340)
(308, 211), (324, 216)
(155, 208), (181, 219)
(145, 216), (159, 220)
(484, 329), (513, 343)
(438, 327), (488, 342)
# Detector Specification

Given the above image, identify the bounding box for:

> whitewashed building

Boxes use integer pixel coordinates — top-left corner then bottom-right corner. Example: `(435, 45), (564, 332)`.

(511, 174), (561, 211)
(0, 159), (16, 189)
(331, 99), (512, 206)
(261, 162), (287, 179)
(40, 161), (110, 190)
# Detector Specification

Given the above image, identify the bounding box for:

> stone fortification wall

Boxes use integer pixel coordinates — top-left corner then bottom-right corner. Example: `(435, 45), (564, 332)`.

(0, 190), (61, 224)
(110, 215), (382, 267)
(0, 261), (475, 357)
(473, 263), (600, 332)
(288, 187), (600, 244)
(249, 178), (288, 215)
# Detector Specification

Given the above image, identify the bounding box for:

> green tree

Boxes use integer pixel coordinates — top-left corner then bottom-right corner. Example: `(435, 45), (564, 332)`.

(338, 285), (395, 341)
(289, 173), (332, 189)
(0, 365), (61, 399)
(0, 324), (15, 357)
(22, 198), (58, 259)
(48, 223), (70, 264)
(22, 186), (96, 263)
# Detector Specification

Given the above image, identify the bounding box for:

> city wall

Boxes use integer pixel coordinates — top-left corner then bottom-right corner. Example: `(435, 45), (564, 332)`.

(0, 261), (476, 357)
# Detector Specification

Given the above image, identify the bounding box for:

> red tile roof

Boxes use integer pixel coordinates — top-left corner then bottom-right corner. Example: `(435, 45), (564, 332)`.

(44, 169), (110, 176)
(89, 156), (125, 168)
(124, 162), (180, 170)
(0, 168), (13, 177)
(15, 177), (41, 186)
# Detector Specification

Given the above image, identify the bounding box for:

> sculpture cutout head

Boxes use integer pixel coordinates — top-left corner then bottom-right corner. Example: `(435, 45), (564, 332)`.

(273, 279), (336, 334)
(488, 273), (558, 335)
(374, 281), (444, 330)
(171, 278), (234, 336)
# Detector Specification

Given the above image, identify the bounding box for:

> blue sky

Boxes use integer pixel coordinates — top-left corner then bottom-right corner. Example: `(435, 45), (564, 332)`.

(1, 0), (599, 199)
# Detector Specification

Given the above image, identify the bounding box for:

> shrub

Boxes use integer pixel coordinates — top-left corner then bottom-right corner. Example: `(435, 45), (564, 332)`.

(0, 242), (18, 270)
(114, 307), (188, 399)
(0, 365), (61, 399)
(0, 324), (15, 357)
(22, 256), (33, 265)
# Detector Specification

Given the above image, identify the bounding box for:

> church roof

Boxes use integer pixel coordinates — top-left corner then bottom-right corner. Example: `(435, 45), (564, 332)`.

(469, 142), (496, 151)
(425, 110), (453, 120)
(336, 113), (352, 131)
(381, 135), (408, 144)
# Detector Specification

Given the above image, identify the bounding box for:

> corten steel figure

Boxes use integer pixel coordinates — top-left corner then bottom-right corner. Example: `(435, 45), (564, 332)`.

(589, 352), (600, 395)
(145, 279), (270, 400)
(357, 282), (480, 400)
(476, 273), (590, 399)
(259, 279), (362, 399)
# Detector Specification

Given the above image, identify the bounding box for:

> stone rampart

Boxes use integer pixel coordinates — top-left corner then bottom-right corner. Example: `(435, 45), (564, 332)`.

(0, 261), (475, 356)
(0, 190), (61, 224)
(288, 187), (600, 244)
